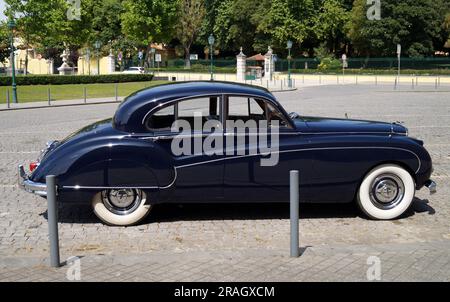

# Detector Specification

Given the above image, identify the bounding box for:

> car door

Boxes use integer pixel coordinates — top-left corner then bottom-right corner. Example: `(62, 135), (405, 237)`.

(223, 95), (314, 202)
(144, 95), (225, 201)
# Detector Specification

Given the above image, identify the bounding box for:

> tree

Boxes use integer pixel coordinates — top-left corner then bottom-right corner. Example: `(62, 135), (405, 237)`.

(313, 0), (350, 54)
(5, 0), (92, 63)
(347, 0), (447, 57)
(121, 0), (178, 46)
(0, 22), (10, 65)
(213, 0), (262, 53)
(253, 0), (316, 52)
(176, 0), (206, 68)
(444, 13), (450, 49)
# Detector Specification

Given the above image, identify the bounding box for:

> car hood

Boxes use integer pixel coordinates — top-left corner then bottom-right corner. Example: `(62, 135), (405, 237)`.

(297, 116), (407, 135)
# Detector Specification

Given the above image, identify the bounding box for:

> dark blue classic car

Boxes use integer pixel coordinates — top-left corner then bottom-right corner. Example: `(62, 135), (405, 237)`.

(19, 81), (436, 226)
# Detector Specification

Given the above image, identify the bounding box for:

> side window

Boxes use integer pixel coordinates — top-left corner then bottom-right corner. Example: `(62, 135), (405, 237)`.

(228, 96), (265, 121)
(145, 96), (221, 133)
(176, 97), (221, 131)
(145, 105), (175, 132)
(227, 96), (290, 129)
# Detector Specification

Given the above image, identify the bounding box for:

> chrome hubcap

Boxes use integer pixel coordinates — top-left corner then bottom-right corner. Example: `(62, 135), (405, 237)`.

(370, 174), (405, 210)
(102, 189), (142, 215)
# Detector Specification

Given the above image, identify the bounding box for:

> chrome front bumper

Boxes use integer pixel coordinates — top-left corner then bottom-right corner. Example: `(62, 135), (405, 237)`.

(424, 179), (437, 195)
(18, 165), (48, 196)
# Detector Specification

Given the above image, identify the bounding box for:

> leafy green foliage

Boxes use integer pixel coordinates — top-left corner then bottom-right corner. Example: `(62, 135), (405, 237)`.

(347, 0), (448, 57)
(0, 22), (10, 64)
(176, 0), (206, 68)
(121, 0), (178, 45)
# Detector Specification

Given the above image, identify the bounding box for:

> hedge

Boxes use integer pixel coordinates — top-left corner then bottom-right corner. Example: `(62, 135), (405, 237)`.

(0, 74), (154, 86)
(290, 68), (450, 76)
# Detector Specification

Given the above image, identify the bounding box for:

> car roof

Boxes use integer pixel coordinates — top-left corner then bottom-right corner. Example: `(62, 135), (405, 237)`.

(113, 81), (277, 133)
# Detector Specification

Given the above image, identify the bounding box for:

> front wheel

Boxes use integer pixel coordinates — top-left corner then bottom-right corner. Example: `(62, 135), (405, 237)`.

(92, 189), (151, 226)
(357, 164), (415, 220)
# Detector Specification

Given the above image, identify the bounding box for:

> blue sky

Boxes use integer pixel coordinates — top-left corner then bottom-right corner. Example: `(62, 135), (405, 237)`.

(0, 0), (6, 21)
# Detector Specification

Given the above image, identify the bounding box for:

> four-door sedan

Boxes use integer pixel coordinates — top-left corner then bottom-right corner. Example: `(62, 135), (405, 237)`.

(19, 81), (436, 226)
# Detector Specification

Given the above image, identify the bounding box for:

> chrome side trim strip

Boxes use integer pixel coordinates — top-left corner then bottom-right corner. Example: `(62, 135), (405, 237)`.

(175, 146), (421, 174)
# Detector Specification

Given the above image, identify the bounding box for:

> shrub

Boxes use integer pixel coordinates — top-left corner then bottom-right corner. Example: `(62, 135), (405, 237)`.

(318, 57), (342, 71)
(0, 74), (154, 86)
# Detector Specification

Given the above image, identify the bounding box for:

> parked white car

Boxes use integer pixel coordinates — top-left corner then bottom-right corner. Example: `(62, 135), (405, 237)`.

(122, 67), (146, 74)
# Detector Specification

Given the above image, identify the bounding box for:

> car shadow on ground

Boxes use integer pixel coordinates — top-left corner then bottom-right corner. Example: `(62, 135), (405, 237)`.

(41, 197), (435, 225)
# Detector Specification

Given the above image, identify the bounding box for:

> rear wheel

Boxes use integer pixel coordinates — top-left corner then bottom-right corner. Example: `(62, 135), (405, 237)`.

(357, 164), (415, 220)
(91, 189), (151, 226)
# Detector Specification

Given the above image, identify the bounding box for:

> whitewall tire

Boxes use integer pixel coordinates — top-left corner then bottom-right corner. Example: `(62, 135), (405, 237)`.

(92, 189), (151, 226)
(357, 164), (415, 220)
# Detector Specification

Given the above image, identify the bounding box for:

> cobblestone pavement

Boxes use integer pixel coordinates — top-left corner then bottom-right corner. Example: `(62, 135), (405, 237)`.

(0, 84), (449, 281)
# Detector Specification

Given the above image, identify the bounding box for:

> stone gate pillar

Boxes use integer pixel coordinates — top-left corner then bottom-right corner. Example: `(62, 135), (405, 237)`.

(263, 46), (274, 81)
(236, 47), (246, 82)
(106, 50), (115, 74)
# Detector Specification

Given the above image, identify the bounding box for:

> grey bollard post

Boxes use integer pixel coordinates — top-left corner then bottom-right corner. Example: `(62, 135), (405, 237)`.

(47, 87), (51, 106)
(83, 87), (87, 103)
(46, 175), (60, 267)
(290, 170), (300, 257)
(115, 83), (118, 101)
(6, 89), (10, 109)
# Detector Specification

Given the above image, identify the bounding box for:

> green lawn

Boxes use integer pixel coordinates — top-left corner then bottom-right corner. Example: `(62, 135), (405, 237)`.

(0, 81), (168, 104)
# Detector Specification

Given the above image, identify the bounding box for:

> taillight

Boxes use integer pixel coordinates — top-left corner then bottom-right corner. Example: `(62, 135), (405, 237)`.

(29, 162), (39, 172)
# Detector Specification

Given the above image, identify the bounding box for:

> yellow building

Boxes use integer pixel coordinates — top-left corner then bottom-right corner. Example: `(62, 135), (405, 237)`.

(1, 38), (115, 75)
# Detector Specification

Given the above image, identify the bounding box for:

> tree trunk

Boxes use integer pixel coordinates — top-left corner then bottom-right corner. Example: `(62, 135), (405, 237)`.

(184, 46), (191, 69)
(25, 47), (28, 76)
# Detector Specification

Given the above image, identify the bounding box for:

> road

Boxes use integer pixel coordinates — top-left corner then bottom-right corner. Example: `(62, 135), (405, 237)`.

(0, 84), (449, 281)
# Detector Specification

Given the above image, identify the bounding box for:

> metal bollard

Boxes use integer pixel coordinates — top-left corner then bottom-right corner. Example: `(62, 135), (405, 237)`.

(46, 175), (60, 267)
(47, 87), (51, 106)
(281, 80), (283, 90)
(83, 87), (87, 103)
(6, 89), (10, 109)
(115, 83), (118, 101)
(394, 78), (398, 90)
(290, 170), (300, 257)
(412, 79), (415, 90)
(435, 78), (438, 90)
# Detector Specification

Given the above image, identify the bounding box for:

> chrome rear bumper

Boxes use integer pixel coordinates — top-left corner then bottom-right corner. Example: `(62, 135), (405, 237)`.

(18, 165), (47, 196)
(424, 179), (437, 195)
